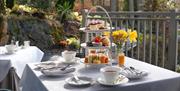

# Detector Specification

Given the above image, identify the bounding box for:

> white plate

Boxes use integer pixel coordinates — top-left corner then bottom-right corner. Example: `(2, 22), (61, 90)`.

(119, 67), (149, 79)
(97, 75), (129, 86)
(65, 76), (94, 86)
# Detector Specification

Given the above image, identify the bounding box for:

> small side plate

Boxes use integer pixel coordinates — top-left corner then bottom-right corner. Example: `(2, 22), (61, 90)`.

(65, 76), (94, 86)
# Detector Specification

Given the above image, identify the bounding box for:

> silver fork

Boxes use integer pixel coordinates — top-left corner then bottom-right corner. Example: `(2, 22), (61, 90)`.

(130, 66), (143, 75)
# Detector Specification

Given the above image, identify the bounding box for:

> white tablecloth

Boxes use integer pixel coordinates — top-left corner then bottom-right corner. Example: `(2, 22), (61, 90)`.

(0, 60), (11, 82)
(0, 46), (44, 78)
(21, 57), (180, 91)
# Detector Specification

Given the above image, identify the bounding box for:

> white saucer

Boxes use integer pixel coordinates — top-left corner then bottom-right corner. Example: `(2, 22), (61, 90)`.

(97, 75), (129, 86)
(62, 60), (77, 64)
(62, 57), (80, 64)
(65, 76), (94, 86)
(5, 52), (15, 55)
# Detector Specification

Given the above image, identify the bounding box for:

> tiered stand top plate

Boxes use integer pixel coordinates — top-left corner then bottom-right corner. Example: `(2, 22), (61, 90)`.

(79, 27), (114, 33)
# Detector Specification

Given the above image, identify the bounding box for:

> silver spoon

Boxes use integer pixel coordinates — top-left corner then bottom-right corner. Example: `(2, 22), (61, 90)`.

(74, 75), (80, 83)
(73, 75), (90, 85)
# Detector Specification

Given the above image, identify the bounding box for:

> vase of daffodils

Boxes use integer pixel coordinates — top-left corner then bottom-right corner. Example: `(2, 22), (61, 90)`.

(112, 29), (137, 66)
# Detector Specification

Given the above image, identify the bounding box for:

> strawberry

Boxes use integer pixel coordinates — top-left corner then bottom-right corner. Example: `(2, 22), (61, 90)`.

(94, 36), (101, 43)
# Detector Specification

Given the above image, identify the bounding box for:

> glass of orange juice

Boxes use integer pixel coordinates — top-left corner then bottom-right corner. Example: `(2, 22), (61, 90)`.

(118, 52), (125, 66)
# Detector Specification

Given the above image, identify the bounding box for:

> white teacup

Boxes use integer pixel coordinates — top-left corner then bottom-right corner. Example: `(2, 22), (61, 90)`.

(24, 41), (30, 48)
(100, 66), (121, 84)
(62, 51), (76, 62)
(5, 44), (16, 54)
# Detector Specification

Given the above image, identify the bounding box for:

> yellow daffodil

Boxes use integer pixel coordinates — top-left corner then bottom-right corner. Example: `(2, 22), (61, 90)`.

(102, 29), (138, 49)
(112, 29), (137, 49)
(128, 30), (137, 43)
(112, 30), (128, 43)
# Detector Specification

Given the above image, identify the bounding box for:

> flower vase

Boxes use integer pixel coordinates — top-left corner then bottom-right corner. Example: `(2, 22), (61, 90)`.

(117, 48), (125, 67)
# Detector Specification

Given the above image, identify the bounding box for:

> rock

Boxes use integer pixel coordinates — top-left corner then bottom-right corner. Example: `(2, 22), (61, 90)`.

(7, 16), (64, 51)
(32, 12), (46, 19)
(63, 20), (81, 38)
(0, 15), (9, 46)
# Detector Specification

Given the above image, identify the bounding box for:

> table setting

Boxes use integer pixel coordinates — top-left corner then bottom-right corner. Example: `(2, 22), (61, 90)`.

(24, 50), (153, 89)
(32, 61), (147, 87)
(20, 52), (180, 91)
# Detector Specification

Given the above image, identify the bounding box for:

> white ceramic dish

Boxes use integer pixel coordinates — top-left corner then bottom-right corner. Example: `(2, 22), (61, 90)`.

(65, 76), (94, 86)
(97, 75), (129, 86)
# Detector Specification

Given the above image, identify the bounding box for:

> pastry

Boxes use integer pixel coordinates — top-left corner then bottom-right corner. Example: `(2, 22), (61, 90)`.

(84, 53), (109, 64)
(101, 36), (110, 46)
(89, 23), (98, 30)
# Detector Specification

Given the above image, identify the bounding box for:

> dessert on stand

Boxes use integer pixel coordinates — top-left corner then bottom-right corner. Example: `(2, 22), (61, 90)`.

(79, 6), (114, 67)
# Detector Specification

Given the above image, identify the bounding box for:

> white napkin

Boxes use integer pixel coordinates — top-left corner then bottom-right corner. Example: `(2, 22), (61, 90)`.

(120, 67), (148, 79)
(41, 68), (75, 76)
(34, 61), (64, 70)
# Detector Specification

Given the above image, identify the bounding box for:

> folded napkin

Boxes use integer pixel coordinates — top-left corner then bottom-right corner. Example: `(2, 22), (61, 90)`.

(120, 67), (148, 79)
(41, 68), (75, 76)
(34, 61), (65, 71)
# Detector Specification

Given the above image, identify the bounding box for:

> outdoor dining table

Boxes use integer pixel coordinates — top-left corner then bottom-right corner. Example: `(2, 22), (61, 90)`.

(0, 46), (44, 78)
(20, 57), (180, 91)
